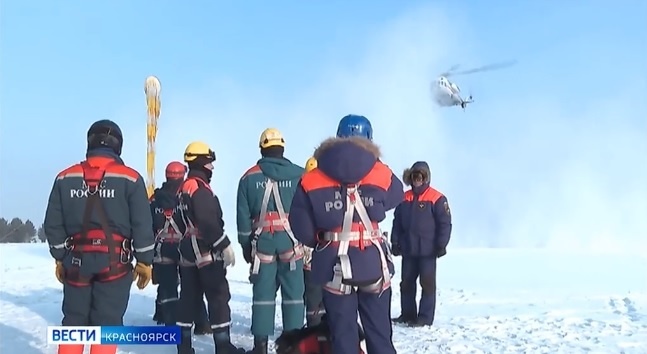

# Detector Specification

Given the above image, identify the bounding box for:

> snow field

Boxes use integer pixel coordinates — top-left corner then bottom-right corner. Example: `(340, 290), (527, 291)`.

(1, 244), (646, 353)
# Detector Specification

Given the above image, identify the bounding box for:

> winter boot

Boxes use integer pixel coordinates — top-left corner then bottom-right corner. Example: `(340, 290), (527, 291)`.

(176, 327), (194, 354)
(391, 314), (416, 325)
(213, 329), (246, 354)
(194, 323), (213, 335)
(247, 336), (268, 354)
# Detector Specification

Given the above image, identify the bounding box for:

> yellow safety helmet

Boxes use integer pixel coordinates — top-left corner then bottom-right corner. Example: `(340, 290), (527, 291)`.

(184, 141), (216, 163)
(259, 128), (285, 149)
(305, 157), (317, 172)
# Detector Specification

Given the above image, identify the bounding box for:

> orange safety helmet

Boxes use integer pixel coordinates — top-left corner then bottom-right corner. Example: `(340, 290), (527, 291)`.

(165, 161), (187, 180)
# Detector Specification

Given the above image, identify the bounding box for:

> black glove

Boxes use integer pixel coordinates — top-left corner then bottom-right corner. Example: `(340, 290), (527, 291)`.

(436, 248), (447, 258)
(391, 243), (401, 257)
(242, 245), (253, 264)
(151, 266), (158, 285)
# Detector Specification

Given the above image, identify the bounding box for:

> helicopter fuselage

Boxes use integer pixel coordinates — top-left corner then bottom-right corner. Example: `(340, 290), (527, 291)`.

(434, 76), (472, 108)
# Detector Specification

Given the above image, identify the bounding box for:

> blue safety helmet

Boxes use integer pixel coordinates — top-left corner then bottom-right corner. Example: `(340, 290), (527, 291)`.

(336, 114), (373, 140)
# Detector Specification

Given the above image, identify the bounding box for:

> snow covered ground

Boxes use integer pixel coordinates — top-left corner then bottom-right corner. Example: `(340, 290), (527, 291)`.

(1, 243), (646, 353)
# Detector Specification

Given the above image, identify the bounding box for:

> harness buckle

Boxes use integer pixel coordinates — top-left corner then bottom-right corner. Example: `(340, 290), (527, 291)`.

(119, 239), (133, 264)
(92, 239), (102, 246)
(64, 237), (74, 250)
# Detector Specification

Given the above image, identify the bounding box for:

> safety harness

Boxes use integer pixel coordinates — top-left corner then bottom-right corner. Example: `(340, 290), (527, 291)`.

(63, 161), (133, 287)
(250, 178), (304, 275)
(318, 184), (392, 295)
(177, 177), (223, 268)
(152, 186), (184, 264)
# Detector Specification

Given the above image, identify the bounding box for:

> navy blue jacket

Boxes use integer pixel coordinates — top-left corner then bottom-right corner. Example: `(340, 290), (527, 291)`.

(288, 137), (404, 285)
(391, 184), (452, 257)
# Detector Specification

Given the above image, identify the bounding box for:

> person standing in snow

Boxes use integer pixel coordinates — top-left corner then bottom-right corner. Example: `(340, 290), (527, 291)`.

(236, 128), (306, 354)
(390, 161), (452, 327)
(174, 142), (243, 354)
(150, 161), (211, 334)
(302, 156), (325, 327)
(288, 114), (404, 354)
(44, 119), (155, 354)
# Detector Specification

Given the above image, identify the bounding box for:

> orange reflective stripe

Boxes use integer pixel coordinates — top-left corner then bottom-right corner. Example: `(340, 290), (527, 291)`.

(404, 187), (443, 203)
(301, 162), (392, 192)
(181, 177), (211, 196)
(242, 165), (262, 178)
(56, 157), (139, 183)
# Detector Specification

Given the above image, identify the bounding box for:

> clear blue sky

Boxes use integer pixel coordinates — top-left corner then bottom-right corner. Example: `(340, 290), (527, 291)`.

(1, 0), (645, 249)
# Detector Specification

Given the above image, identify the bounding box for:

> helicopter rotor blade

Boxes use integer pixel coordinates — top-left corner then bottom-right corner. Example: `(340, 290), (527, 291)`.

(445, 60), (517, 77)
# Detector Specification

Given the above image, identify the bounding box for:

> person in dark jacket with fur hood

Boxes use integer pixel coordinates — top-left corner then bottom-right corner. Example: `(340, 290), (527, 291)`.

(390, 161), (452, 327)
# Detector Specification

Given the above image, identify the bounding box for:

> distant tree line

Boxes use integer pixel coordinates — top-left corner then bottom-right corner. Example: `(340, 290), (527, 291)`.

(0, 217), (45, 243)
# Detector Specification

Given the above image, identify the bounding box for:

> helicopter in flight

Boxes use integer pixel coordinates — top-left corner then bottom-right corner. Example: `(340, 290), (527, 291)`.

(433, 61), (516, 110)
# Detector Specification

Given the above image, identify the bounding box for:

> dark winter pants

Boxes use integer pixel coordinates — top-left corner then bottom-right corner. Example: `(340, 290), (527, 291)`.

(62, 272), (132, 326)
(400, 256), (437, 325)
(176, 261), (231, 333)
(155, 263), (209, 326)
(323, 288), (396, 354)
(303, 269), (324, 326)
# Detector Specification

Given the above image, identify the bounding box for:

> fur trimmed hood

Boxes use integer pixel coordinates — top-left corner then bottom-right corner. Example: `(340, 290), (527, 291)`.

(313, 136), (381, 159)
(402, 161), (431, 186)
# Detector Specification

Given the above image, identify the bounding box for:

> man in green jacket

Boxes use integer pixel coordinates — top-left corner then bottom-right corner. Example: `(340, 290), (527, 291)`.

(237, 128), (306, 354)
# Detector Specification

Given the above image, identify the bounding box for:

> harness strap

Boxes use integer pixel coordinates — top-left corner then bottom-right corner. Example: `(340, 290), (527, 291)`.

(322, 185), (392, 295)
(177, 178), (223, 268)
(155, 210), (183, 243)
(66, 161), (133, 286)
(251, 179), (302, 275)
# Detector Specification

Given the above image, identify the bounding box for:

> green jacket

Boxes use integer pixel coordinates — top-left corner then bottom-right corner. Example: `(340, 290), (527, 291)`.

(236, 157), (304, 247)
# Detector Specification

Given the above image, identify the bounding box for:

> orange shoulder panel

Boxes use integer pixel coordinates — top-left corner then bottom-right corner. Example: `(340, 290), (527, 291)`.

(419, 187), (443, 203)
(106, 164), (140, 183)
(242, 165), (262, 178)
(404, 190), (414, 202)
(301, 169), (340, 193)
(360, 161), (393, 191)
(182, 178), (200, 197)
(56, 163), (83, 179)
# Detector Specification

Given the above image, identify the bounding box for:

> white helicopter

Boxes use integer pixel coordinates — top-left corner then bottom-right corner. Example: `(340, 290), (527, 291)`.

(433, 61), (516, 110)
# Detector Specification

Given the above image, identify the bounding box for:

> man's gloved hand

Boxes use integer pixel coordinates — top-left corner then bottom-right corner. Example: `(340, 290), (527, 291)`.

(436, 248), (447, 258)
(303, 246), (313, 265)
(151, 265), (158, 285)
(242, 244), (253, 264)
(221, 245), (236, 268)
(391, 243), (401, 257)
(133, 262), (152, 289)
(55, 261), (65, 284)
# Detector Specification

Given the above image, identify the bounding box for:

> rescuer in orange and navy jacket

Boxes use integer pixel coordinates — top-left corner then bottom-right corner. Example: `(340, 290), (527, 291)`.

(150, 161), (211, 334)
(173, 141), (244, 354)
(288, 114), (404, 354)
(390, 160), (452, 327)
(44, 119), (155, 354)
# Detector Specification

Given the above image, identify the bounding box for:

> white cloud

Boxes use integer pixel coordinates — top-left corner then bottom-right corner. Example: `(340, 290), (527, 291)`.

(117, 3), (646, 253)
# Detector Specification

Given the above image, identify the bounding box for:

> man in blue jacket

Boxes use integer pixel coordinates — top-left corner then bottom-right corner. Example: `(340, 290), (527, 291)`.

(390, 161), (452, 327)
(289, 114), (404, 354)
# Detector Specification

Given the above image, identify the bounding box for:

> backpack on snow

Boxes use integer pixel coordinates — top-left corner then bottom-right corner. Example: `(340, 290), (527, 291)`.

(275, 315), (365, 354)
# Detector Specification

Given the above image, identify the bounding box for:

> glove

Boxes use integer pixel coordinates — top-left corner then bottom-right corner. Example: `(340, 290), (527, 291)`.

(391, 243), (401, 257)
(151, 265), (158, 285)
(303, 246), (313, 265)
(221, 245), (236, 268)
(55, 261), (65, 284)
(436, 248), (447, 258)
(242, 244), (253, 264)
(133, 262), (152, 289)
